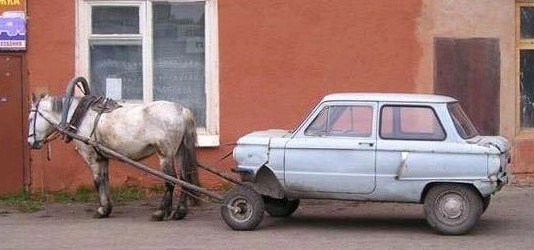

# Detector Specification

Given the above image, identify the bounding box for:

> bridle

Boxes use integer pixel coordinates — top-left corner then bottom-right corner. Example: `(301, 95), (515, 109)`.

(29, 77), (93, 150)
(28, 98), (62, 149)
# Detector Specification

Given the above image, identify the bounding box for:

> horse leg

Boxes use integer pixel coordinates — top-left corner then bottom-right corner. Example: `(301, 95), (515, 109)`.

(152, 158), (176, 221)
(91, 158), (112, 218)
(172, 165), (189, 220)
(172, 181), (189, 220)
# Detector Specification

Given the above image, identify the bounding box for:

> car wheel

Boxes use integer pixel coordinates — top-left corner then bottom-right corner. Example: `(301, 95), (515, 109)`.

(424, 184), (483, 235)
(482, 196), (491, 214)
(221, 185), (264, 231)
(264, 196), (300, 217)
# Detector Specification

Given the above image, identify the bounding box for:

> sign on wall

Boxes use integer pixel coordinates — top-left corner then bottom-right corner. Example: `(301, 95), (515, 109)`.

(0, 0), (26, 51)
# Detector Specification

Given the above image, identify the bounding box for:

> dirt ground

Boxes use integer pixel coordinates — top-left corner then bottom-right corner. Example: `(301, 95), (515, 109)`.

(1, 186), (534, 250)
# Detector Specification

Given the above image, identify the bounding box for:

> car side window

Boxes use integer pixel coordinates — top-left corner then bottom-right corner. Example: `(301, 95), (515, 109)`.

(380, 105), (446, 141)
(305, 105), (373, 137)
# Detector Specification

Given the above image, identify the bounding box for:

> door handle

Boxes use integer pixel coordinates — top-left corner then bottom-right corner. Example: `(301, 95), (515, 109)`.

(358, 142), (374, 147)
(0, 97), (7, 103)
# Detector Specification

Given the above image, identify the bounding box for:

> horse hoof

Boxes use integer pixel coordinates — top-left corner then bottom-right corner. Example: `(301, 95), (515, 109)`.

(151, 210), (166, 221)
(172, 207), (188, 220)
(93, 207), (111, 219)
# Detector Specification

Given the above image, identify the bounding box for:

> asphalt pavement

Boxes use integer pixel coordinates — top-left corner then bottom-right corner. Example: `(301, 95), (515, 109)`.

(1, 186), (533, 249)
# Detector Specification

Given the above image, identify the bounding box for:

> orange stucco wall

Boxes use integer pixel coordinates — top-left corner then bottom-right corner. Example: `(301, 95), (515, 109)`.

(25, 0), (425, 192)
(26, 0), (86, 191)
(219, 0), (422, 140)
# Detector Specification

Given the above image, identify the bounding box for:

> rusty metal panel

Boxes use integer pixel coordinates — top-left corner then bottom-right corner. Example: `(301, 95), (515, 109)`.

(0, 55), (24, 194)
(434, 38), (501, 136)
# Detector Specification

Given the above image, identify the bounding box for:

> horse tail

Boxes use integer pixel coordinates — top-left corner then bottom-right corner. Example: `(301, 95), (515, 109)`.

(177, 107), (199, 203)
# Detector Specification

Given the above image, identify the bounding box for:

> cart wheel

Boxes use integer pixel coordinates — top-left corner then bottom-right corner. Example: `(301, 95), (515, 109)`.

(221, 185), (264, 231)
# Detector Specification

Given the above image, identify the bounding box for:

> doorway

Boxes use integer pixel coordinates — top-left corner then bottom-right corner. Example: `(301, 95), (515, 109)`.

(0, 54), (25, 194)
(434, 38), (501, 136)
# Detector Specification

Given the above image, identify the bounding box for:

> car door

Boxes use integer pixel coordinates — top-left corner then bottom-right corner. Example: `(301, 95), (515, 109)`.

(375, 104), (487, 187)
(284, 101), (377, 194)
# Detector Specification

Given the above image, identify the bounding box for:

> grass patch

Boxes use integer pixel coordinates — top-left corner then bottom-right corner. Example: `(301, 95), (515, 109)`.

(51, 186), (146, 204)
(148, 184), (166, 194)
(0, 192), (42, 213)
(0, 186), (152, 213)
(112, 186), (143, 203)
(51, 186), (98, 203)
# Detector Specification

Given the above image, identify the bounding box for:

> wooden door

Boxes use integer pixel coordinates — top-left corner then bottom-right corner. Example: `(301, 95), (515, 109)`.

(434, 38), (500, 136)
(0, 55), (24, 194)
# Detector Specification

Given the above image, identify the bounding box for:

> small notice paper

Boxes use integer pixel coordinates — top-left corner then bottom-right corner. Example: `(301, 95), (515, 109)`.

(105, 78), (122, 100)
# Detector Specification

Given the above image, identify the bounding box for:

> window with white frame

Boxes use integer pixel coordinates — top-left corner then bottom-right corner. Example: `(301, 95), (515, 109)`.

(76, 0), (219, 146)
(518, 2), (534, 129)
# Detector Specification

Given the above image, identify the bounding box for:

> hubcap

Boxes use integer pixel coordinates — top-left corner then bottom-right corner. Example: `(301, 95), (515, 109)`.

(229, 196), (252, 222)
(441, 194), (463, 219)
(437, 192), (469, 225)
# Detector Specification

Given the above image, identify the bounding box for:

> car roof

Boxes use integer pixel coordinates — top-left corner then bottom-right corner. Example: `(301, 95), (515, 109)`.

(322, 92), (458, 103)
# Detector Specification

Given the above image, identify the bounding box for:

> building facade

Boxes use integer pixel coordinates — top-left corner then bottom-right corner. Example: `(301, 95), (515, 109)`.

(0, 0), (532, 194)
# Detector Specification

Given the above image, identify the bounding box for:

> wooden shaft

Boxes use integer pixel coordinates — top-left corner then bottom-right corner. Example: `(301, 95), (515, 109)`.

(56, 127), (224, 202)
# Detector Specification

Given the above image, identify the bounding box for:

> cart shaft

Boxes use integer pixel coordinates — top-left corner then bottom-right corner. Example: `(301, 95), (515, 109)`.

(57, 127), (224, 202)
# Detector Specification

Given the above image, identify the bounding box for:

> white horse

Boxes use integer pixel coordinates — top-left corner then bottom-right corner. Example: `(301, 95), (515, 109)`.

(28, 94), (198, 220)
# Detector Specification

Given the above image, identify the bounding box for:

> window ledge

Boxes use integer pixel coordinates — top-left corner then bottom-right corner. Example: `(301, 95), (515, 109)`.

(197, 134), (219, 147)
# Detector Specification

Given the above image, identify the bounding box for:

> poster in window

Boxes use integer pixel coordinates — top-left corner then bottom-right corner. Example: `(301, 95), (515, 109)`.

(0, 0), (26, 51)
(105, 78), (122, 100)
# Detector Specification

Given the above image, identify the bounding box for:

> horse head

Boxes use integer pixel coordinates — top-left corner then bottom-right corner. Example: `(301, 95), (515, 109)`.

(28, 93), (62, 149)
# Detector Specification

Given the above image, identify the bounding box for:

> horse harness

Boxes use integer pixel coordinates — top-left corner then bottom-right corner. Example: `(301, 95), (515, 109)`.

(29, 98), (59, 147)
(65, 95), (122, 143)
(30, 95), (122, 149)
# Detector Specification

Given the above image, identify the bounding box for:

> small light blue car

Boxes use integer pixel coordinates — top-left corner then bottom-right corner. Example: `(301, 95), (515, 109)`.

(233, 93), (510, 235)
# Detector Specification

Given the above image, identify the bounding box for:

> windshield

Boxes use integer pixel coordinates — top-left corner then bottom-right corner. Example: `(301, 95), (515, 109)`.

(447, 102), (478, 139)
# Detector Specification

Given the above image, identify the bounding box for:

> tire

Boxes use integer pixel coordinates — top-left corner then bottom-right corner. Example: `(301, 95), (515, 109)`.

(221, 185), (264, 231)
(482, 196), (491, 214)
(264, 196), (300, 217)
(423, 184), (483, 235)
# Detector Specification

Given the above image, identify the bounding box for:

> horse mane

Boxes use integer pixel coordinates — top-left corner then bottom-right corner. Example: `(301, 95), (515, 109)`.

(49, 96), (83, 114)
(51, 96), (64, 113)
